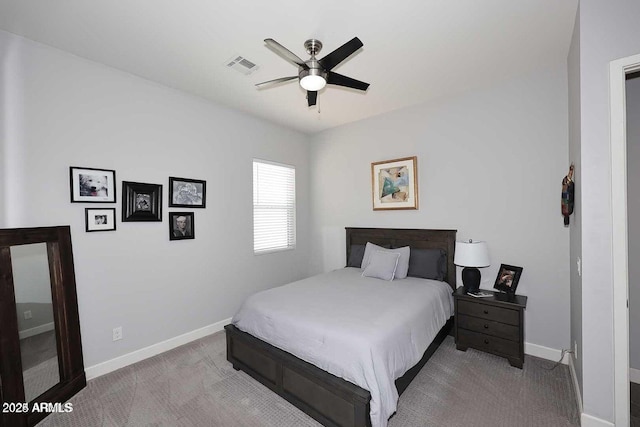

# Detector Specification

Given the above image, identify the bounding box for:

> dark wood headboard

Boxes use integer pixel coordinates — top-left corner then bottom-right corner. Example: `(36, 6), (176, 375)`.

(345, 227), (457, 290)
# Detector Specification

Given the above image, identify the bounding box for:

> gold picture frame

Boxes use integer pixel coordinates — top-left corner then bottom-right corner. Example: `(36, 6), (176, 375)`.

(371, 156), (418, 210)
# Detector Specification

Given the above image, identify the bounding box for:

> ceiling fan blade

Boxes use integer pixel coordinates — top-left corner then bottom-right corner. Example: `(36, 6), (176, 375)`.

(264, 38), (309, 69)
(255, 76), (298, 88)
(318, 37), (363, 71)
(326, 72), (370, 91)
(307, 91), (317, 107)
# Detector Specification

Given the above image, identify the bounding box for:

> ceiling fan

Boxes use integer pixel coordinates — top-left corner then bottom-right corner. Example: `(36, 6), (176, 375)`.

(256, 37), (370, 107)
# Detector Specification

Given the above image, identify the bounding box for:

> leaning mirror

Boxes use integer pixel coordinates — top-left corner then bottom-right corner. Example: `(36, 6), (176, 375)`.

(12, 243), (61, 402)
(0, 226), (85, 426)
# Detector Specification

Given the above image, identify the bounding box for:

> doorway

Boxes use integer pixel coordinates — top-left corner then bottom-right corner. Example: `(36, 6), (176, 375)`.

(611, 53), (640, 427)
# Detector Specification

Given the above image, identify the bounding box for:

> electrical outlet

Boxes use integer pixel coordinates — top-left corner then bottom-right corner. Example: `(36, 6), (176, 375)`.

(23, 310), (32, 320)
(574, 340), (578, 360)
(112, 327), (123, 341)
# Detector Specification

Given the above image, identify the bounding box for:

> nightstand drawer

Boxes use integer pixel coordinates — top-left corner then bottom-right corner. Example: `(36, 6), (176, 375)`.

(457, 329), (519, 358)
(457, 300), (519, 325)
(457, 314), (520, 341)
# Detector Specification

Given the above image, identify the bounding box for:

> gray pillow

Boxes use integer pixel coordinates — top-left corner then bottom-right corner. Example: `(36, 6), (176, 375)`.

(362, 242), (410, 279)
(389, 246), (410, 279)
(362, 250), (400, 281)
(348, 243), (391, 268)
(407, 248), (447, 281)
(347, 245), (366, 267)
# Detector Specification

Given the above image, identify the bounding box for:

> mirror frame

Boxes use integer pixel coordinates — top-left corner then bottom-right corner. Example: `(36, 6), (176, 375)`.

(0, 226), (85, 426)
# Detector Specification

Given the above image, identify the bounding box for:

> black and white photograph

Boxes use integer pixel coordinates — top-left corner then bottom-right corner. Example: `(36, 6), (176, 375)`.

(169, 177), (206, 208)
(169, 212), (194, 240)
(122, 181), (162, 222)
(493, 264), (523, 294)
(70, 167), (116, 203)
(85, 208), (116, 232)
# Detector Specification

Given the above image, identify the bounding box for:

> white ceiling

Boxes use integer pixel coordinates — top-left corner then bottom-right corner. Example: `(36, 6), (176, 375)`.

(0, 0), (578, 134)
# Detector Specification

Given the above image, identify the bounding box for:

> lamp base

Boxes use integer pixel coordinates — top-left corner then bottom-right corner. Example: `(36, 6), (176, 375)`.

(462, 267), (481, 293)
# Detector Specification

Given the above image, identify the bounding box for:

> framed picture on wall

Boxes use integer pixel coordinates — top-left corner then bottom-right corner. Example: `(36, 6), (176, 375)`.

(69, 166), (116, 203)
(371, 156), (418, 210)
(122, 181), (162, 222)
(85, 208), (116, 232)
(169, 212), (195, 240)
(168, 177), (206, 208)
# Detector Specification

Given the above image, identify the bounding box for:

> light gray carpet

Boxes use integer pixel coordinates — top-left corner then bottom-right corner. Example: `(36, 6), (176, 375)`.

(38, 332), (579, 427)
(24, 357), (59, 402)
(21, 330), (60, 401)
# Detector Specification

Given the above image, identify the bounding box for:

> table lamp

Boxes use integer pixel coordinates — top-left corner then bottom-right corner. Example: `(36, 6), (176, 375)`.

(454, 240), (490, 293)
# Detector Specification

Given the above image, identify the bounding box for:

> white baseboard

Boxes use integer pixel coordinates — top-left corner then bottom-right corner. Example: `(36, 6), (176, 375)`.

(568, 355), (583, 414)
(18, 322), (54, 340)
(630, 367), (640, 383)
(85, 317), (232, 380)
(581, 413), (614, 427)
(524, 342), (569, 364)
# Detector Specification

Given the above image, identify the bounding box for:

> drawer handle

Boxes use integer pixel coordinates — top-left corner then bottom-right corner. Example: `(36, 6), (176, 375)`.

(483, 310), (489, 314)
(484, 324), (489, 329)
(484, 339), (489, 344)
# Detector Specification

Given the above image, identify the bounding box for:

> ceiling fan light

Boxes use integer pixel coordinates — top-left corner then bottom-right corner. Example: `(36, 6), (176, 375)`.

(300, 75), (326, 91)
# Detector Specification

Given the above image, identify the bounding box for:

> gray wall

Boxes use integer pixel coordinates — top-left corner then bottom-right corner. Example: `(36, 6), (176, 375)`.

(16, 303), (54, 333)
(578, 0), (640, 421)
(0, 30), (312, 368)
(567, 5), (583, 398)
(628, 76), (640, 371)
(309, 64), (570, 353)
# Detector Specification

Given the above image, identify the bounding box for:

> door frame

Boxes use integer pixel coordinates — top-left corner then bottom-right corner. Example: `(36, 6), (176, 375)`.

(611, 52), (640, 427)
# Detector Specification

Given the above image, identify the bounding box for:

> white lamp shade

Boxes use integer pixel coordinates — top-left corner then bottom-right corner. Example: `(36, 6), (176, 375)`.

(454, 240), (490, 267)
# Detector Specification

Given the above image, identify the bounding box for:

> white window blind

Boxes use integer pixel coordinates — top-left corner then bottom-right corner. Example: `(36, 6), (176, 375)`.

(253, 160), (296, 254)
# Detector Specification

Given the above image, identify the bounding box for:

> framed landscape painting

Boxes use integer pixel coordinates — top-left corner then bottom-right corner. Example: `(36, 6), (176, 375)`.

(371, 156), (418, 210)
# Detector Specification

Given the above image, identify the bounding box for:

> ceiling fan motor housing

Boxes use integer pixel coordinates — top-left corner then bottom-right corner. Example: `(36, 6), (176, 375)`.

(299, 62), (326, 82)
(299, 39), (327, 90)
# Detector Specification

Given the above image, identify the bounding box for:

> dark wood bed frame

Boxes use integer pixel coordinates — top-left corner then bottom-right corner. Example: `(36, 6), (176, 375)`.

(225, 228), (457, 427)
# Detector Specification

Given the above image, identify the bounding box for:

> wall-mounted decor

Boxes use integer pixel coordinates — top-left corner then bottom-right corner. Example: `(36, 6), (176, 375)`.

(85, 208), (116, 232)
(561, 164), (575, 226)
(169, 212), (194, 240)
(493, 264), (523, 294)
(169, 177), (206, 208)
(69, 166), (116, 203)
(122, 181), (162, 222)
(371, 156), (418, 210)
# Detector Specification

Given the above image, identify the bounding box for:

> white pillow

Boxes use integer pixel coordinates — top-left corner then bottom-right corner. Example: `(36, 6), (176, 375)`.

(361, 242), (387, 269)
(361, 242), (410, 279)
(362, 250), (400, 281)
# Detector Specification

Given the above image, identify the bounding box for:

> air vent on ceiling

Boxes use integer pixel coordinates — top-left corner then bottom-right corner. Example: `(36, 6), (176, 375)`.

(225, 55), (259, 76)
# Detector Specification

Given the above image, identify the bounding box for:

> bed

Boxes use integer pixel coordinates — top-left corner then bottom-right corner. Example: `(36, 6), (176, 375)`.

(225, 228), (457, 427)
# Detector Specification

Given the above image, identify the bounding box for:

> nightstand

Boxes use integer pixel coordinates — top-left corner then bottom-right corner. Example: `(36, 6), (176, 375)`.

(453, 287), (528, 368)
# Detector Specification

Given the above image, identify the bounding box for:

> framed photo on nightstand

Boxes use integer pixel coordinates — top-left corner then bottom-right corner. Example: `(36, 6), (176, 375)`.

(493, 264), (523, 294)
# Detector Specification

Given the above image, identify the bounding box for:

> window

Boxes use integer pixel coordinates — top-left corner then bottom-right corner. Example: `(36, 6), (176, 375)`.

(253, 160), (296, 254)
